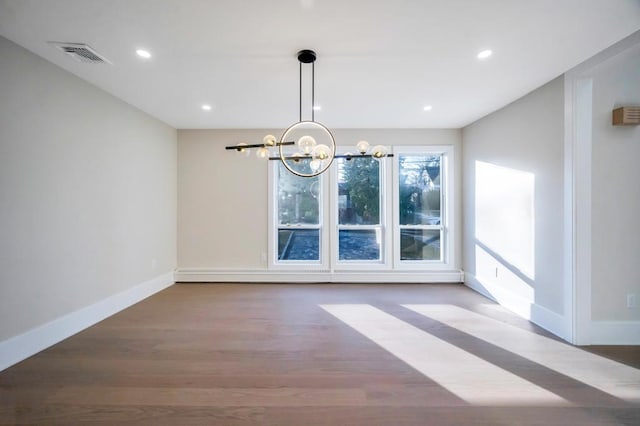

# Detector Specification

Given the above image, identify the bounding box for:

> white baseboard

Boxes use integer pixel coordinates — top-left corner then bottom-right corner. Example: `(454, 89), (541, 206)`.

(464, 272), (570, 342)
(0, 272), (174, 372)
(529, 303), (570, 342)
(174, 268), (464, 283)
(589, 321), (640, 345)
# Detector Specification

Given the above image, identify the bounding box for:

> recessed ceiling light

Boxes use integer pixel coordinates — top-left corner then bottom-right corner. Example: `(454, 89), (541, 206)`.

(313, 105), (322, 111)
(423, 105), (433, 111)
(477, 49), (493, 59)
(201, 104), (212, 111)
(136, 49), (151, 59)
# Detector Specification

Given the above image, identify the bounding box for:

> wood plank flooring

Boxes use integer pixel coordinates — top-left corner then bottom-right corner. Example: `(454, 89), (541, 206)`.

(1, 283), (639, 425)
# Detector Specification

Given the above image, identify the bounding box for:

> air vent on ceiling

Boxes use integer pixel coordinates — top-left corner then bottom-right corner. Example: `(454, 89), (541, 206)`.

(48, 42), (111, 64)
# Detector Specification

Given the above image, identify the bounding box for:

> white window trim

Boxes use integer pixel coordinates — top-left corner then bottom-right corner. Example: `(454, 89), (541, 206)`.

(269, 144), (456, 273)
(330, 148), (392, 271)
(268, 160), (330, 271)
(392, 145), (455, 270)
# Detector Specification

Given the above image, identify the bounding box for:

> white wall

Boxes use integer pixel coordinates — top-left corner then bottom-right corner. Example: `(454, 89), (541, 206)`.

(462, 77), (566, 338)
(0, 36), (177, 356)
(590, 43), (640, 322)
(178, 128), (462, 279)
(566, 31), (640, 344)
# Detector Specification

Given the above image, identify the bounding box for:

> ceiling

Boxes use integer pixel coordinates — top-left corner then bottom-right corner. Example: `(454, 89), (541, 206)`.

(1, 0), (639, 129)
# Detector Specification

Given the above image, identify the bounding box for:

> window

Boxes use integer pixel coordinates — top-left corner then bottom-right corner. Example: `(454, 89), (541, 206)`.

(335, 155), (385, 264)
(274, 162), (322, 263)
(393, 146), (454, 269)
(398, 154), (441, 260)
(270, 145), (454, 271)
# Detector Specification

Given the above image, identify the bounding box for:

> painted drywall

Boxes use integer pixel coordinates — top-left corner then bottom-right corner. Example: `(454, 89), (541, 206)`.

(0, 36), (177, 341)
(178, 128), (462, 272)
(462, 77), (565, 318)
(590, 44), (640, 321)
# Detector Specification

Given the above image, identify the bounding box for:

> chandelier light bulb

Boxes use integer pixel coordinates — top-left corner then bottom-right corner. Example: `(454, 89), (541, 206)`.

(356, 140), (370, 155)
(298, 135), (317, 155)
(263, 134), (276, 147)
(371, 145), (388, 159)
(256, 147), (269, 159)
(236, 142), (251, 157)
(313, 144), (332, 161)
(309, 159), (321, 172)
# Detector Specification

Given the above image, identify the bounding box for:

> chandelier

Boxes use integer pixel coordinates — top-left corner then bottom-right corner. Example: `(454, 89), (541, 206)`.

(226, 49), (390, 177)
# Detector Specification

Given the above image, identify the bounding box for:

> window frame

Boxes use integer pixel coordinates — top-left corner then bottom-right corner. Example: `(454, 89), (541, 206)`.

(268, 160), (330, 270)
(330, 148), (392, 271)
(268, 144), (455, 273)
(392, 145), (455, 270)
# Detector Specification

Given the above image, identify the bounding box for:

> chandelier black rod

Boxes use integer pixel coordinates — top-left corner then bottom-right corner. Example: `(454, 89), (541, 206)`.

(224, 141), (294, 150)
(269, 154), (394, 161)
(312, 61), (315, 122)
(296, 49), (317, 123)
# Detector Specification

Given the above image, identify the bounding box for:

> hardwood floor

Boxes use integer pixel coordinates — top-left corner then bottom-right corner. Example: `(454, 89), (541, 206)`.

(1, 283), (639, 425)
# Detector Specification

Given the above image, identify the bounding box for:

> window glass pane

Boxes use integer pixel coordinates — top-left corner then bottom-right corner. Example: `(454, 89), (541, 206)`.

(399, 155), (441, 225)
(277, 163), (320, 225)
(338, 157), (380, 225)
(278, 229), (320, 260)
(400, 229), (440, 261)
(338, 229), (381, 261)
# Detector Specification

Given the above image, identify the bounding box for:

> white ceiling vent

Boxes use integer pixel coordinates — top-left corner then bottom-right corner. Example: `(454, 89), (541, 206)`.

(48, 42), (111, 64)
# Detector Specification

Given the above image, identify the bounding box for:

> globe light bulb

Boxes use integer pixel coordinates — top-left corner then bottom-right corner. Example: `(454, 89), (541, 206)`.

(371, 145), (388, 159)
(256, 147), (269, 159)
(313, 144), (332, 161)
(309, 159), (321, 172)
(298, 135), (316, 155)
(263, 134), (276, 147)
(237, 142), (250, 157)
(356, 140), (370, 155)
(278, 120), (336, 178)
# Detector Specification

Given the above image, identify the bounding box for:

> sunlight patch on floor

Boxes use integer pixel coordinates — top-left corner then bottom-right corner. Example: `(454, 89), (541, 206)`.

(403, 304), (640, 403)
(320, 304), (569, 406)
